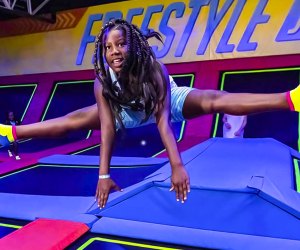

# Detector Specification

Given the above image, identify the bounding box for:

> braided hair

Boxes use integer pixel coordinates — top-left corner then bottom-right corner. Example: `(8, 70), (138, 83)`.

(93, 19), (167, 129)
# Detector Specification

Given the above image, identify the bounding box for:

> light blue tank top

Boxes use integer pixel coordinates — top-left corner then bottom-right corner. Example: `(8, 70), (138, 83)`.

(109, 68), (177, 129)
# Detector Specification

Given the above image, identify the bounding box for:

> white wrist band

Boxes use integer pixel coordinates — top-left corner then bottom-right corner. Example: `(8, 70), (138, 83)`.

(99, 174), (110, 179)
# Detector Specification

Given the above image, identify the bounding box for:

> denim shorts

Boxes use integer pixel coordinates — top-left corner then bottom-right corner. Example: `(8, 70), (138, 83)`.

(170, 86), (194, 122)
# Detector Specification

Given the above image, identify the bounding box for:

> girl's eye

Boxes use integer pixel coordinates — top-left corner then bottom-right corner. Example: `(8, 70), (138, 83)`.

(118, 42), (125, 47)
(105, 45), (111, 50)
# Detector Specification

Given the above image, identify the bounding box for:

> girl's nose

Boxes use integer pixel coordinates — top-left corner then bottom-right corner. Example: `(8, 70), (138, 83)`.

(111, 46), (120, 55)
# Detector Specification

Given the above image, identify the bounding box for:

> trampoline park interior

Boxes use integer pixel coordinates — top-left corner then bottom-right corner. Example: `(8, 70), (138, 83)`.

(0, 0), (300, 249)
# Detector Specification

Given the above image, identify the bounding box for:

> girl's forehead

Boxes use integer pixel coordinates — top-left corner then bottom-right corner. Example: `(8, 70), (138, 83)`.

(104, 28), (125, 42)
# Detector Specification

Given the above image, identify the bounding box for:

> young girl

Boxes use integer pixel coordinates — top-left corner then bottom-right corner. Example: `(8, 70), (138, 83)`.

(0, 19), (299, 208)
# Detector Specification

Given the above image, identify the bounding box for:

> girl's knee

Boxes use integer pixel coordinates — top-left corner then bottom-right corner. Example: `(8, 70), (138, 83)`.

(206, 90), (227, 113)
(65, 109), (83, 120)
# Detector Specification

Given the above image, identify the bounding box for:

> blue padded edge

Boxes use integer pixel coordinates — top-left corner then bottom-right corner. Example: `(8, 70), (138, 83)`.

(87, 142), (202, 213)
(88, 138), (296, 213)
(87, 182), (155, 214)
(91, 217), (300, 250)
(290, 148), (300, 159)
(162, 138), (295, 190)
(87, 137), (206, 213)
(87, 153), (205, 213)
(254, 176), (300, 219)
(88, 181), (258, 216)
(38, 154), (168, 166)
(0, 193), (97, 227)
(144, 138), (217, 180)
(248, 176), (264, 190)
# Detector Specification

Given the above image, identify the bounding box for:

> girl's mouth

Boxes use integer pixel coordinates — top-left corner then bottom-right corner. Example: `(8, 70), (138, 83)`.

(112, 58), (124, 68)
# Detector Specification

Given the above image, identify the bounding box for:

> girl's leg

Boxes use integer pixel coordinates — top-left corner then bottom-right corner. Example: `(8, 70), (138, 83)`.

(0, 104), (99, 144)
(16, 104), (100, 139)
(8, 144), (13, 157)
(183, 89), (292, 119)
(12, 142), (19, 156)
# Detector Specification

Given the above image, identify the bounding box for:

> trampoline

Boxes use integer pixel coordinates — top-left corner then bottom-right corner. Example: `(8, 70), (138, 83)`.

(0, 138), (300, 249)
(0, 162), (167, 196)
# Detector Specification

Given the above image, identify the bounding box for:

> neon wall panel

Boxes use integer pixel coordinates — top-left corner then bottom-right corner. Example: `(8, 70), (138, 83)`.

(213, 68), (300, 150)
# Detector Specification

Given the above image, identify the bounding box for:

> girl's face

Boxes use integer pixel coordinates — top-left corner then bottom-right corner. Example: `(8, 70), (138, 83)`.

(104, 28), (128, 75)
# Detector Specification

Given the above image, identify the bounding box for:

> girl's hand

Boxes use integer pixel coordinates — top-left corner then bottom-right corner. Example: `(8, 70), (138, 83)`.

(224, 122), (231, 129)
(234, 130), (241, 136)
(95, 178), (122, 209)
(170, 166), (190, 203)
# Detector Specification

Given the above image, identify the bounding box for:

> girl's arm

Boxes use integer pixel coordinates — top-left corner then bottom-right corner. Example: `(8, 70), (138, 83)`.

(94, 78), (121, 208)
(155, 64), (190, 203)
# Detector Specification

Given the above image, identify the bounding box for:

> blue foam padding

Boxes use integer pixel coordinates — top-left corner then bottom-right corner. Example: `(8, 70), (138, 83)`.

(144, 138), (217, 180)
(90, 138), (295, 212)
(0, 193), (97, 227)
(0, 164), (165, 196)
(290, 147), (300, 159)
(252, 176), (300, 219)
(87, 140), (205, 212)
(0, 135), (10, 147)
(91, 217), (300, 250)
(89, 138), (300, 247)
(95, 184), (300, 241)
(87, 182), (155, 214)
(179, 138), (294, 190)
(86, 139), (214, 212)
(38, 154), (168, 166)
(3, 138), (300, 249)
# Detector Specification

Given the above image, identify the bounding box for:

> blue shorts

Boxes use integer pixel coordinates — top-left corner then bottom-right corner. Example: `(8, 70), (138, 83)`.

(170, 86), (194, 122)
(117, 86), (194, 129)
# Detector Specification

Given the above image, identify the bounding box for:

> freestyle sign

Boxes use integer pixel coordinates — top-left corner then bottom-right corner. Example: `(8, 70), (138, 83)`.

(76, 0), (300, 65)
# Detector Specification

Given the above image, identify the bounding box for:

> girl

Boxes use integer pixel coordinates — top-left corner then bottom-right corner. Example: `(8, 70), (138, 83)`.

(0, 19), (299, 209)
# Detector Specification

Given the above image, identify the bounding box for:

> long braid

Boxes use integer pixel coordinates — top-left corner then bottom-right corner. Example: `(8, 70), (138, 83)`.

(93, 19), (166, 128)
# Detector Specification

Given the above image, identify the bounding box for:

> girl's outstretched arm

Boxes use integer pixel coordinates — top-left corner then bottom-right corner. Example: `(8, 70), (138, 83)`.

(94, 78), (121, 209)
(155, 64), (190, 203)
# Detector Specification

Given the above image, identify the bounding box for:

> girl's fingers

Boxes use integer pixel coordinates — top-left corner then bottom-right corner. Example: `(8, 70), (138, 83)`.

(95, 187), (99, 201)
(183, 183), (188, 201)
(102, 193), (108, 208)
(178, 184), (184, 203)
(113, 183), (121, 192)
(100, 193), (105, 208)
(169, 185), (174, 191)
(96, 189), (101, 206)
(186, 179), (191, 193)
(174, 185), (180, 202)
(97, 193), (101, 207)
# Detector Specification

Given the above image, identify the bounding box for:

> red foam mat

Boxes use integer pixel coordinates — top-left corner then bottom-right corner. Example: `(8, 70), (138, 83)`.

(0, 218), (89, 250)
